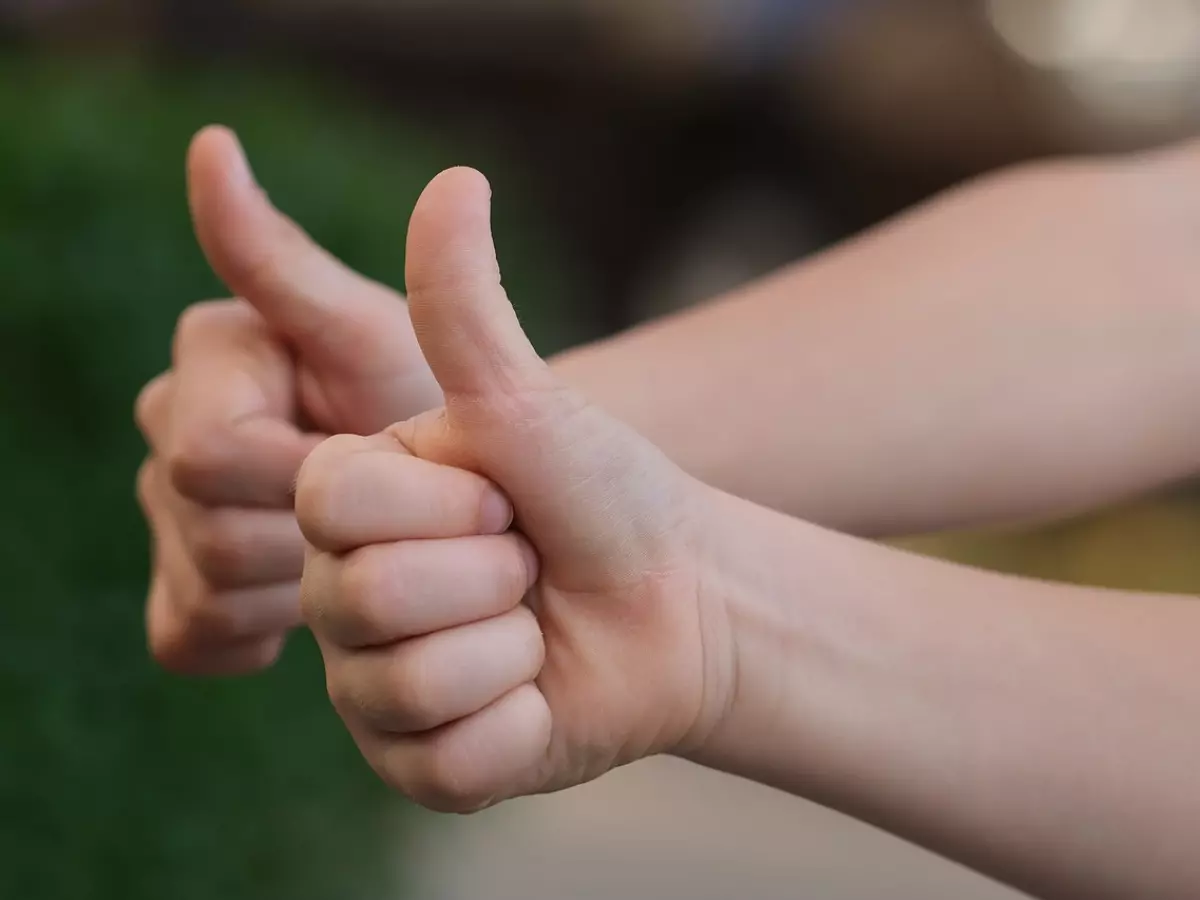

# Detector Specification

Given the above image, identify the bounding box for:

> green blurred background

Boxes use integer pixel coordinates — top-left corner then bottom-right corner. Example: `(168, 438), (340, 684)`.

(3, 2), (1200, 899)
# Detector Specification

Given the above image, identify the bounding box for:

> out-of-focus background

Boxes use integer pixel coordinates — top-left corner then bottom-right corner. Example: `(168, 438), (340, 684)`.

(3, 1), (1200, 898)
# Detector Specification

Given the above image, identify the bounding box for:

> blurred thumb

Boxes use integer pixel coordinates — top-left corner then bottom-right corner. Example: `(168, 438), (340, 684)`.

(404, 167), (555, 404)
(187, 126), (418, 374)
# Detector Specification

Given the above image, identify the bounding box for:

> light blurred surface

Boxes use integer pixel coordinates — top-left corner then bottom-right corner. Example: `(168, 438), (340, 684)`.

(407, 756), (1026, 900)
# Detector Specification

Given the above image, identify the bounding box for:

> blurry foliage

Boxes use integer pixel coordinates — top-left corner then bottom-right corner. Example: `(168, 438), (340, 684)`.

(0, 53), (583, 900)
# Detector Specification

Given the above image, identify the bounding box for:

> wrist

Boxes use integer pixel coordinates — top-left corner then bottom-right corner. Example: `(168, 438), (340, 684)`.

(676, 487), (909, 811)
(676, 488), (827, 774)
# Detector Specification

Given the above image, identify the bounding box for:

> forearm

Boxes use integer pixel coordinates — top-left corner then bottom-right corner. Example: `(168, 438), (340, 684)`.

(552, 160), (1200, 537)
(694, 488), (1200, 900)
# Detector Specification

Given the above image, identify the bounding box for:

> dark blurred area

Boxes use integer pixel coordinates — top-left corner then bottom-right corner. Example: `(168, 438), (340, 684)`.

(3, 1), (1200, 898)
(17, 0), (1200, 325)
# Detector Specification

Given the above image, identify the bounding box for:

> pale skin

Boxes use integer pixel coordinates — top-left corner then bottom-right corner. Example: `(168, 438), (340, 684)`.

(136, 128), (1200, 899)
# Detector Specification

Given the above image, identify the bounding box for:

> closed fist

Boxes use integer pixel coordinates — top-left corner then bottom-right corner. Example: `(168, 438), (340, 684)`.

(297, 169), (733, 811)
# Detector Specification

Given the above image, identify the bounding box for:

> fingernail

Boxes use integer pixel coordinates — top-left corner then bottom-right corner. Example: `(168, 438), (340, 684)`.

(479, 488), (514, 535)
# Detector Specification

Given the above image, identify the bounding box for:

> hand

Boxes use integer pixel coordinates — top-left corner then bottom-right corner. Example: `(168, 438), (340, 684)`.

(297, 169), (734, 811)
(135, 127), (443, 674)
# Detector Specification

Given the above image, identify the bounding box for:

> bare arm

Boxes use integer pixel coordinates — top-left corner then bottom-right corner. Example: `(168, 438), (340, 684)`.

(555, 147), (1200, 535)
(694, 486), (1200, 900)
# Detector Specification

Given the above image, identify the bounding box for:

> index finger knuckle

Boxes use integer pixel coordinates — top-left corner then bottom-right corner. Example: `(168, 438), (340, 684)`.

(295, 434), (373, 546)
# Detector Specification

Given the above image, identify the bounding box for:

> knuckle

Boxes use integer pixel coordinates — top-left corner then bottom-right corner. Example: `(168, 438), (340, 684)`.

(173, 300), (261, 365)
(413, 742), (492, 814)
(389, 647), (442, 729)
(149, 635), (195, 675)
(166, 428), (233, 500)
(188, 511), (250, 584)
(335, 550), (390, 641)
(294, 483), (334, 547)
(151, 628), (280, 676)
(503, 541), (535, 605)
(146, 609), (190, 672)
(147, 583), (277, 673)
(326, 648), (443, 731)
(294, 434), (364, 541)
(178, 585), (245, 642)
(134, 374), (170, 437)
(358, 747), (433, 809)
(324, 668), (360, 721)
(185, 596), (238, 640)
(243, 639), (286, 672)
(148, 593), (232, 666)
(172, 301), (225, 356)
(511, 605), (545, 664)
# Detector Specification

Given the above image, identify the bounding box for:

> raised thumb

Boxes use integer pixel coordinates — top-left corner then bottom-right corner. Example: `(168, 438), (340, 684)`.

(401, 169), (684, 586)
(187, 125), (420, 375)
(404, 167), (555, 404)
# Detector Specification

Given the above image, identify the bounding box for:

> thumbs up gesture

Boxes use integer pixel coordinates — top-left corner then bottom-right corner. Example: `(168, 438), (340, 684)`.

(296, 169), (730, 809)
(136, 128), (443, 674)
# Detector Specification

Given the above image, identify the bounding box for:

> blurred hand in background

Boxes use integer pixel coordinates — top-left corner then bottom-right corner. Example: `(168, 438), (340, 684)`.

(136, 127), (443, 674)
